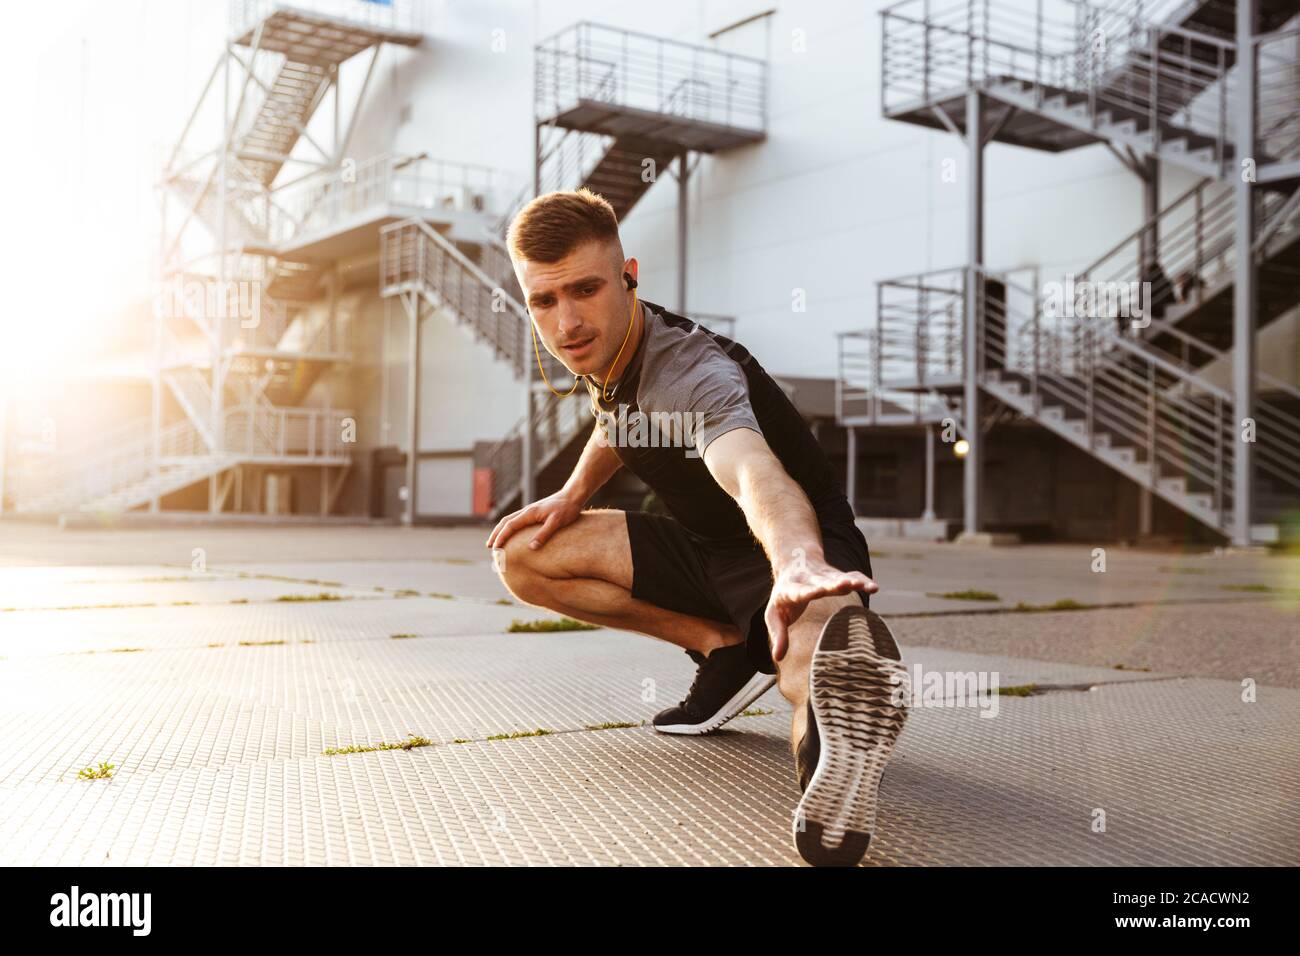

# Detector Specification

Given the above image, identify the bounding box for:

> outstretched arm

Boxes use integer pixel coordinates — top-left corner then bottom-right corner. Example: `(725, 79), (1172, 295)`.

(701, 426), (877, 661)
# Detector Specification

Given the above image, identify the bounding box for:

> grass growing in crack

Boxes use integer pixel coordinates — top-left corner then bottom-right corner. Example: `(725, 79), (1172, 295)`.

(1009, 598), (1088, 612)
(739, 708), (775, 717)
(495, 598), (513, 605)
(390, 633), (417, 640)
(585, 720), (645, 730)
(238, 639), (286, 647)
(998, 683), (1039, 697)
(508, 617), (600, 633)
(452, 738), (471, 744)
(392, 588), (421, 598)
(1113, 663), (1151, 672)
(229, 598), (249, 604)
(486, 728), (552, 740)
(1220, 583), (1288, 594)
(428, 593), (454, 600)
(323, 734), (434, 756)
(275, 592), (344, 602)
(77, 762), (115, 780)
(928, 589), (1000, 602)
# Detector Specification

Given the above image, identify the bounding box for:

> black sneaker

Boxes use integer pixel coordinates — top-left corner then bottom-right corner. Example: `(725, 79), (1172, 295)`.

(652, 642), (777, 735)
(792, 606), (909, 867)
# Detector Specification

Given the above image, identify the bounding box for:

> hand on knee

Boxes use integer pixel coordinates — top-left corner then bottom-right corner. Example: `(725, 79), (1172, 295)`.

(493, 534), (548, 603)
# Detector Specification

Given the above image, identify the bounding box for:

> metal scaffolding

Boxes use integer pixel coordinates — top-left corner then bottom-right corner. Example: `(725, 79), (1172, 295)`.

(840, 0), (1300, 545)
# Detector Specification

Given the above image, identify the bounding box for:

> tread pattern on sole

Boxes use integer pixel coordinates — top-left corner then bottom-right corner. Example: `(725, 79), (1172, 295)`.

(794, 606), (909, 866)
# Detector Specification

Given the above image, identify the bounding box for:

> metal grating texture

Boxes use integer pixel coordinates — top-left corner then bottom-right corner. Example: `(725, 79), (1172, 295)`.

(2, 585), (1296, 866)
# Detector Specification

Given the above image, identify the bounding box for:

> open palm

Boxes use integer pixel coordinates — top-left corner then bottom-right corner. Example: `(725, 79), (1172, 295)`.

(763, 561), (878, 662)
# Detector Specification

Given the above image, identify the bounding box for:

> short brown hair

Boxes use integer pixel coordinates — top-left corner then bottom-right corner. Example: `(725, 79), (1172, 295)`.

(507, 188), (623, 266)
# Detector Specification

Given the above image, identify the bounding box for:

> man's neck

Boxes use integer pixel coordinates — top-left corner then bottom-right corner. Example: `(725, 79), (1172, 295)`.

(594, 300), (646, 388)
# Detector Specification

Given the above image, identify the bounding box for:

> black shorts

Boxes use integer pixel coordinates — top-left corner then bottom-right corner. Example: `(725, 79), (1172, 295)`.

(624, 510), (873, 675)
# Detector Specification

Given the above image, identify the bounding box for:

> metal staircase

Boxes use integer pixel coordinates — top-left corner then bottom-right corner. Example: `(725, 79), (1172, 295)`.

(12, 420), (231, 516)
(881, 0), (1300, 183)
(376, 21), (768, 518)
(853, 0), (1300, 543)
(1075, 176), (1300, 360)
(484, 390), (594, 519)
(380, 218), (569, 381)
(844, 264), (1299, 541)
(10, 1), (422, 517)
(121, 0), (422, 517)
(984, 267), (1300, 539)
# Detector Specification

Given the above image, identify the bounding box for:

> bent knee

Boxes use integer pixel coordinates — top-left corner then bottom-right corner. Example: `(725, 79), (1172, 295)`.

(493, 533), (544, 598)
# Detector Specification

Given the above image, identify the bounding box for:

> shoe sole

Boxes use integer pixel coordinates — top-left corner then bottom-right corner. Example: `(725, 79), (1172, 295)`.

(793, 606), (908, 866)
(652, 671), (778, 735)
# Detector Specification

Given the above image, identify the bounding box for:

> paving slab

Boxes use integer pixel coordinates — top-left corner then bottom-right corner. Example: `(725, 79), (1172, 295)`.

(1, 527), (1295, 867)
(1, 669), (1294, 866)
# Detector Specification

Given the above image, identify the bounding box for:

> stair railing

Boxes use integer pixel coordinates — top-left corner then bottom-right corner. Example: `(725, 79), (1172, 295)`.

(484, 389), (593, 515)
(380, 217), (571, 382)
(1006, 264), (1300, 521)
(881, 1), (1239, 171)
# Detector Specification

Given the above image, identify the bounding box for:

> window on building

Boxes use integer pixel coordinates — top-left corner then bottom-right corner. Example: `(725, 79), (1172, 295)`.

(859, 454), (900, 500)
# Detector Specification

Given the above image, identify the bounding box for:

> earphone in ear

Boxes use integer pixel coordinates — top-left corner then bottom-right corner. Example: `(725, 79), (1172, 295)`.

(623, 272), (637, 291)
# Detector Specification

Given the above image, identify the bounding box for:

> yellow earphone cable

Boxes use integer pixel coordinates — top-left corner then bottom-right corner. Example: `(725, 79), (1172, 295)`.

(531, 287), (639, 402)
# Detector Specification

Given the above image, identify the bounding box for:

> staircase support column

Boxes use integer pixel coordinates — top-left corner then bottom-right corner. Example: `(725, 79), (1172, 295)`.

(1233, 0), (1258, 547)
(521, 123), (541, 507)
(962, 89), (984, 538)
(402, 291), (422, 527)
(151, 282), (162, 514)
(922, 424), (936, 521)
(845, 425), (858, 517)
(677, 151), (689, 313)
(1137, 156), (1159, 536)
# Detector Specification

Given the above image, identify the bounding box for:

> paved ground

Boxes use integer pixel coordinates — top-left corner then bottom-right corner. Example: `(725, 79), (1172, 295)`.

(0, 519), (1296, 865)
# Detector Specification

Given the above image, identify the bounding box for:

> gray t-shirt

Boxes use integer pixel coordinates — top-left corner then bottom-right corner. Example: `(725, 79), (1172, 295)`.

(582, 299), (851, 542)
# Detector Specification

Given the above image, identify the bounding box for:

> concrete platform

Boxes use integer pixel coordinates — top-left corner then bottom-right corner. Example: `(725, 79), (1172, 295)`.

(0, 524), (1296, 866)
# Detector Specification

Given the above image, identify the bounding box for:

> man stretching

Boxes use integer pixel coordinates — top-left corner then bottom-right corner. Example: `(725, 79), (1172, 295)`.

(486, 188), (909, 867)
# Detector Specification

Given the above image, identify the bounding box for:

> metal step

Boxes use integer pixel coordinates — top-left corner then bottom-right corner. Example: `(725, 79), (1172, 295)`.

(1158, 476), (1189, 496)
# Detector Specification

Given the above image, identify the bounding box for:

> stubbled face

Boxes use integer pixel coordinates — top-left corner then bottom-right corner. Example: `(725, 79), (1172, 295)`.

(516, 240), (636, 376)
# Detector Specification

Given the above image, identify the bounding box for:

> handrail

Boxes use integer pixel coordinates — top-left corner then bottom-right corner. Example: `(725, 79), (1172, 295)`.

(535, 20), (767, 133)
(879, 0), (1263, 176)
(269, 152), (521, 244)
(540, 19), (767, 68)
(484, 390), (592, 514)
(847, 262), (1300, 532)
(380, 217), (570, 382)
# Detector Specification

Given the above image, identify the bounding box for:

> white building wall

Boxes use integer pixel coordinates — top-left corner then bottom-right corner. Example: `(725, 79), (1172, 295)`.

(289, 0), (1297, 515)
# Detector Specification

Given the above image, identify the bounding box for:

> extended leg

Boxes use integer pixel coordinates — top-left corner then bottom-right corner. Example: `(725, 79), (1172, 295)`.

(773, 593), (865, 745)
